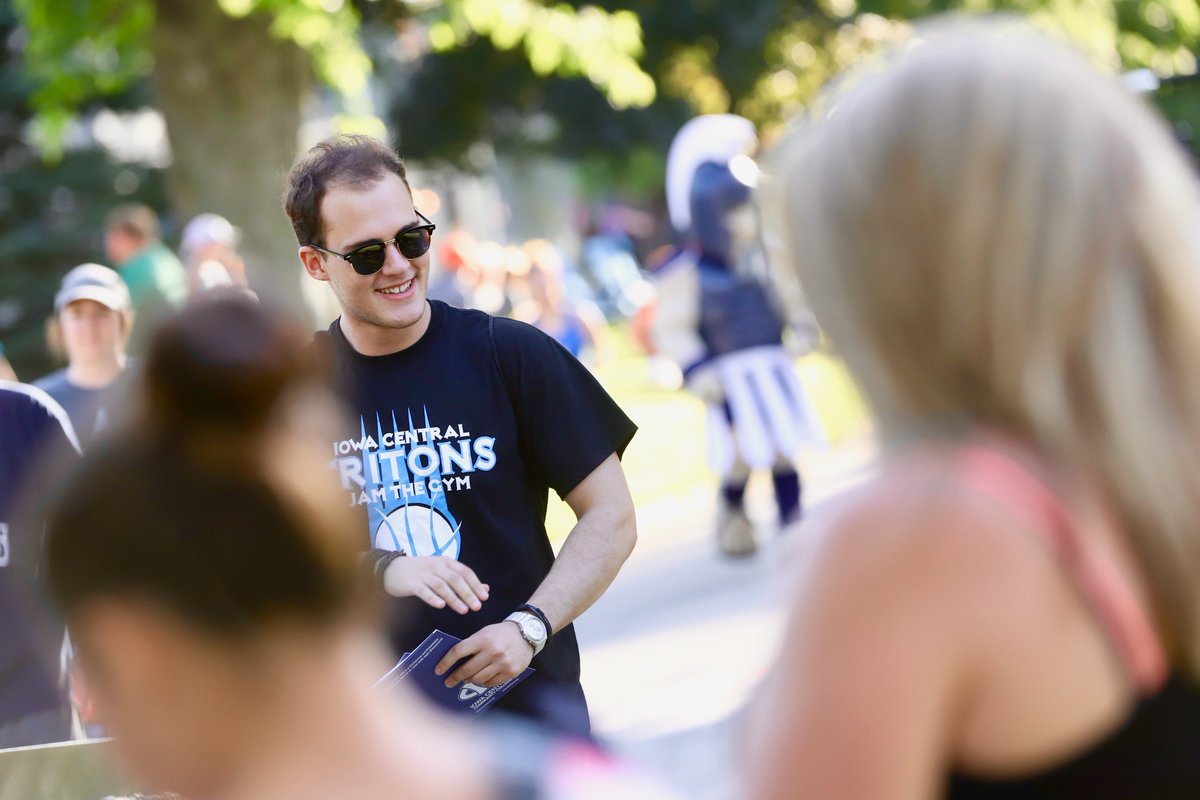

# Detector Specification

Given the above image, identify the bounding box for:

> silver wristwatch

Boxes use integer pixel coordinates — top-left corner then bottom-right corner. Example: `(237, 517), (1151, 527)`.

(505, 611), (548, 656)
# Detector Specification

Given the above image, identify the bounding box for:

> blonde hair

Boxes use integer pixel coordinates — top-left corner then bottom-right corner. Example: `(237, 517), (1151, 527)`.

(768, 21), (1200, 674)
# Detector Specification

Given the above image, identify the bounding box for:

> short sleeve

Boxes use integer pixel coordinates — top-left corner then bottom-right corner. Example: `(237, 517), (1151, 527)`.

(492, 318), (637, 499)
(3, 383), (80, 457)
(0, 384), (80, 578)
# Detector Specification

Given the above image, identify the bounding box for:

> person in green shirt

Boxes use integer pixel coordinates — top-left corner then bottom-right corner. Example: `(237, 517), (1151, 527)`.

(104, 203), (188, 354)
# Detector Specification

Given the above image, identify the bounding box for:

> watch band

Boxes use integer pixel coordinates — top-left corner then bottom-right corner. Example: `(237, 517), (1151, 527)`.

(518, 603), (553, 639)
(365, 548), (406, 585)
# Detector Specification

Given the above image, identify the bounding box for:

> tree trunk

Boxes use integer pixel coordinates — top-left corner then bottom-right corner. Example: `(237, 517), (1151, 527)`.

(151, 0), (312, 315)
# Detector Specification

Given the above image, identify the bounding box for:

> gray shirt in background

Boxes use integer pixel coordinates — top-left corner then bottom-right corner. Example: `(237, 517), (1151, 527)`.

(33, 369), (132, 450)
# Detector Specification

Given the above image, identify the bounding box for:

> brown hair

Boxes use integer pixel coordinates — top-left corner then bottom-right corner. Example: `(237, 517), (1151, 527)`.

(283, 134), (411, 248)
(46, 297), (363, 635)
(106, 203), (161, 242)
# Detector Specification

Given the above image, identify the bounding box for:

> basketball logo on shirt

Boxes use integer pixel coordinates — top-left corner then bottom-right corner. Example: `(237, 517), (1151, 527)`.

(376, 499), (461, 559)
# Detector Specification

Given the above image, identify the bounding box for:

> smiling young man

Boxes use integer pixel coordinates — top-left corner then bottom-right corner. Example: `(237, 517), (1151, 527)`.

(285, 135), (637, 736)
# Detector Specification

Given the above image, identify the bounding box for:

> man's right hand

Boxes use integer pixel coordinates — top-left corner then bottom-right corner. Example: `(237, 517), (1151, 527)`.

(382, 556), (489, 614)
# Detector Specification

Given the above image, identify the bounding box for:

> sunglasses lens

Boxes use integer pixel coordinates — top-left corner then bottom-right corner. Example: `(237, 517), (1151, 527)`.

(348, 245), (387, 275)
(397, 228), (432, 260)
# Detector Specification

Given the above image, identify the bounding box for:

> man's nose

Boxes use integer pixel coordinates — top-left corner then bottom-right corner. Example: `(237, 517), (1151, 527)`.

(380, 241), (413, 272)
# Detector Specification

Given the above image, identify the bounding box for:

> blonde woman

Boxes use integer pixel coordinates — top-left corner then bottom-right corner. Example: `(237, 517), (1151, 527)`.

(752, 22), (1200, 800)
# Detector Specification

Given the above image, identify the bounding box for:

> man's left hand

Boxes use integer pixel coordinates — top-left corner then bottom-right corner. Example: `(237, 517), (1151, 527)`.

(435, 621), (534, 688)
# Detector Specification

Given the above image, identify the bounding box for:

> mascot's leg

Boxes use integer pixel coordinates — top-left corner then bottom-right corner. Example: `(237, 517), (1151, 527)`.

(719, 347), (817, 535)
(772, 460), (803, 528)
(708, 403), (757, 557)
(717, 453), (757, 557)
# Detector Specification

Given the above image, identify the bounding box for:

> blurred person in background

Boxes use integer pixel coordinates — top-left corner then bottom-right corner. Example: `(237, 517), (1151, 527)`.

(579, 212), (650, 319)
(427, 229), (476, 308)
(0, 341), (16, 381)
(514, 239), (607, 365)
(42, 297), (673, 800)
(472, 240), (514, 316)
(104, 203), (187, 353)
(35, 264), (134, 449)
(0, 382), (78, 748)
(654, 114), (824, 557)
(180, 212), (250, 294)
(503, 244), (534, 312)
(752, 22), (1200, 800)
(288, 135), (637, 738)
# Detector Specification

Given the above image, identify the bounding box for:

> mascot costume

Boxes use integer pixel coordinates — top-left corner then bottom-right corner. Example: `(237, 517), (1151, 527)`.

(652, 114), (825, 556)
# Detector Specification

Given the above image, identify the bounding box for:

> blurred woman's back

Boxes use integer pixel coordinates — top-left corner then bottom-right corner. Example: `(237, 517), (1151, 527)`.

(753, 20), (1200, 800)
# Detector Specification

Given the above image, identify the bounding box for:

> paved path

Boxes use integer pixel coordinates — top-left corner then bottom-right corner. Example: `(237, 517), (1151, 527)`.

(575, 439), (876, 799)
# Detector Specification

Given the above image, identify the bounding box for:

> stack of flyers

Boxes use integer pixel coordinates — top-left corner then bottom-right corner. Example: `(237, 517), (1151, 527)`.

(375, 629), (533, 715)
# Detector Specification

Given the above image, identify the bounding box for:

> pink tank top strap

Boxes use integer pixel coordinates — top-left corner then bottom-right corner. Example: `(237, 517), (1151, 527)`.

(957, 444), (1168, 695)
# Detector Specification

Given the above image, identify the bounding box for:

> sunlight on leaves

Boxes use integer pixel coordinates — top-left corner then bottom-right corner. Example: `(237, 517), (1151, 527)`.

(433, 0), (656, 108)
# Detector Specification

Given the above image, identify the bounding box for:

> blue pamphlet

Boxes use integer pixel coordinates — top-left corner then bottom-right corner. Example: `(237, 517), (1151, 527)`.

(375, 629), (533, 715)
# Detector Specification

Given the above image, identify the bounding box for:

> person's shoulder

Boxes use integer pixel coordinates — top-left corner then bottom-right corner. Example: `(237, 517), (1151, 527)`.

(803, 452), (1064, 618)
(149, 241), (185, 269)
(0, 380), (74, 434)
(32, 368), (69, 394)
(434, 303), (548, 354)
(490, 313), (558, 350)
(311, 321), (336, 349)
(433, 300), (491, 331)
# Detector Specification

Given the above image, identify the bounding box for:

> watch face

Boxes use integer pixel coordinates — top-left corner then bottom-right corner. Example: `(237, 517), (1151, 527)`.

(522, 617), (547, 642)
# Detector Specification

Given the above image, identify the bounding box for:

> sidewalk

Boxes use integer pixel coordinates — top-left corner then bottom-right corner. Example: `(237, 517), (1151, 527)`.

(576, 436), (877, 799)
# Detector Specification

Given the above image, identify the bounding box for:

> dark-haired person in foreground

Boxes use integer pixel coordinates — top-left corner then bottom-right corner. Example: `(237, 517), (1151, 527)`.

(43, 298), (673, 800)
(286, 135), (637, 737)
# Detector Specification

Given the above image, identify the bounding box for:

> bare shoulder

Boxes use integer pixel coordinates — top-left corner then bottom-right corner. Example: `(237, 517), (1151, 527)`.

(795, 452), (1069, 631)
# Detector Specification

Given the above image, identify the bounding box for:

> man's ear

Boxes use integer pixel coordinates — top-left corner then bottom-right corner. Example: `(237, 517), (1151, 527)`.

(299, 246), (330, 283)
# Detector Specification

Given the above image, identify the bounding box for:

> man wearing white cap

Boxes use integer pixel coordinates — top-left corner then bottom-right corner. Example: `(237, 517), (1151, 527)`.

(34, 264), (134, 449)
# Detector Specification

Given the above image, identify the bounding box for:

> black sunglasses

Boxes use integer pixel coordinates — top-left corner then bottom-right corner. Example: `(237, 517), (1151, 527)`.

(306, 210), (436, 276)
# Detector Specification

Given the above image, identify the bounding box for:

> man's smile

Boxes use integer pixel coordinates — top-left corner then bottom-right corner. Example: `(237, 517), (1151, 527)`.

(376, 278), (415, 297)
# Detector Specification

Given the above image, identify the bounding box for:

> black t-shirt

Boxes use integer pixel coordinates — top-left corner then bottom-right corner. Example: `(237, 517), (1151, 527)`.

(0, 383), (78, 726)
(317, 302), (636, 735)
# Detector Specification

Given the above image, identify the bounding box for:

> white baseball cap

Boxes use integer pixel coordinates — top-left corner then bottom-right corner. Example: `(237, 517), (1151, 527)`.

(54, 263), (132, 313)
(181, 213), (239, 258)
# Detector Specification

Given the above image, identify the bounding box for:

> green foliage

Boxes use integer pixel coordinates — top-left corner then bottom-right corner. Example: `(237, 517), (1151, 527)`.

(218, 0), (371, 95)
(428, 0), (655, 108)
(1150, 74), (1200, 162)
(14, 0), (654, 155)
(15, 0), (369, 153)
(391, 0), (1200, 207)
(390, 0), (794, 187)
(391, 35), (687, 172)
(14, 0), (154, 157)
(760, 0), (1200, 129)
